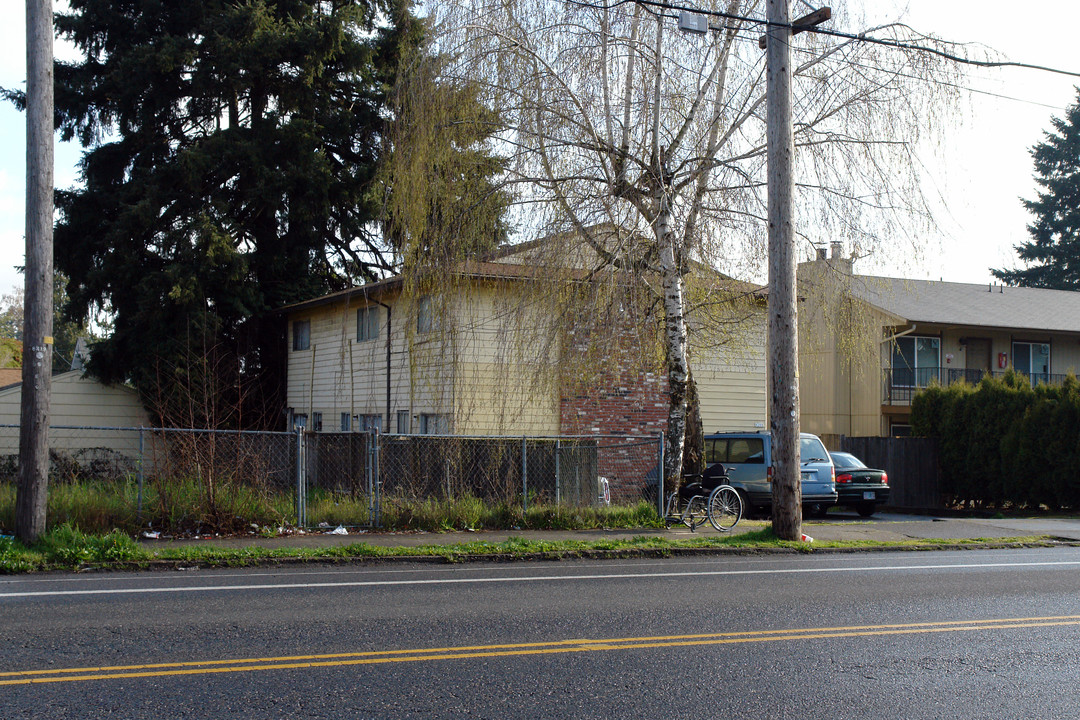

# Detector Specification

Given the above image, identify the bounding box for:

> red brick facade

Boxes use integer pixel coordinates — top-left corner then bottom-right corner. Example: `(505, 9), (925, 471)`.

(560, 370), (669, 501)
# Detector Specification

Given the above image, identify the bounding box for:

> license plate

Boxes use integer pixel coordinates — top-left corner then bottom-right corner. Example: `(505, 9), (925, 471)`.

(863, 491), (876, 500)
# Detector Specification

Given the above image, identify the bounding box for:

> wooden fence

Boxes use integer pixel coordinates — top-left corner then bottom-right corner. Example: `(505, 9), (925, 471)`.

(827, 436), (942, 511)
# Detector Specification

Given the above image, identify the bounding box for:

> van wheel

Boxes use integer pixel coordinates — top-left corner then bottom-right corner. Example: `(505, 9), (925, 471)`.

(805, 503), (828, 519)
(738, 493), (753, 518)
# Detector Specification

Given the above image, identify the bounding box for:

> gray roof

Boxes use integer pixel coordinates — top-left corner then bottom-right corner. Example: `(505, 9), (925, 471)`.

(851, 276), (1080, 334)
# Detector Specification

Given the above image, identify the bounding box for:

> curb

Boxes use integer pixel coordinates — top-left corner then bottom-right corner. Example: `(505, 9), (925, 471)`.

(33, 537), (1076, 575)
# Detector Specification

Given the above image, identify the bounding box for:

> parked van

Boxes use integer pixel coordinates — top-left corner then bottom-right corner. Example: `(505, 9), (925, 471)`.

(702, 432), (837, 516)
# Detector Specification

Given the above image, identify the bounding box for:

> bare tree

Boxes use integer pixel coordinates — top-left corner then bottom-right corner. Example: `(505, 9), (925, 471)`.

(420, 0), (962, 497)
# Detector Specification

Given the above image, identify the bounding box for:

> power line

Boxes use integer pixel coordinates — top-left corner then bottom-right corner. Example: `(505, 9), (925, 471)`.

(565, 0), (1071, 112)
(565, 0), (1080, 80)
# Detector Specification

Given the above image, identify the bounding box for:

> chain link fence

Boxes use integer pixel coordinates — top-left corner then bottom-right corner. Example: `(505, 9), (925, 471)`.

(0, 425), (663, 530)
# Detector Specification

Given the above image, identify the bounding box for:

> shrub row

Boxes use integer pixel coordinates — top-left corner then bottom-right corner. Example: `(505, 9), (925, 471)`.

(911, 370), (1080, 509)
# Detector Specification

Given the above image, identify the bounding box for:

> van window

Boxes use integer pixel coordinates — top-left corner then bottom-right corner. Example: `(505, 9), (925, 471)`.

(705, 439), (727, 464)
(730, 438), (765, 463)
(799, 436), (829, 462)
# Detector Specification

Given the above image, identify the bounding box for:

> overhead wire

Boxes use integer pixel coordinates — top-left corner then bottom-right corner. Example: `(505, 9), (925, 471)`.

(564, 0), (1080, 80)
(563, 0), (1074, 114)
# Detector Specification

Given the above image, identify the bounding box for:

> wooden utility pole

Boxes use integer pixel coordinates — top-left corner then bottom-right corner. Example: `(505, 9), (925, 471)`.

(765, 0), (800, 540)
(16, 0), (54, 544)
(764, 2), (825, 540)
(764, 4), (831, 540)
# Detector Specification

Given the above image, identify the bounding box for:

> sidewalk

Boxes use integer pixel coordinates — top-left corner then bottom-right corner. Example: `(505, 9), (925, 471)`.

(143, 511), (1080, 551)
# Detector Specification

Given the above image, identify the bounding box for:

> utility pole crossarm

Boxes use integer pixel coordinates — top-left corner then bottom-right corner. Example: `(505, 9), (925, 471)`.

(758, 6), (831, 49)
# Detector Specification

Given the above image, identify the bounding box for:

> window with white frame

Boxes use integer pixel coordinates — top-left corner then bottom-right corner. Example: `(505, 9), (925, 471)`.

(418, 413), (450, 435)
(312, 412), (323, 432)
(357, 306), (379, 342)
(292, 319), (311, 351)
(291, 413), (308, 429)
(1013, 342), (1050, 385)
(891, 335), (940, 387)
(340, 413), (351, 431)
(396, 411), (410, 434)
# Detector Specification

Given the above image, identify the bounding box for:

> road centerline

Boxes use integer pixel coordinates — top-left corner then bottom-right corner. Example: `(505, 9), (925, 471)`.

(4, 615), (1078, 686)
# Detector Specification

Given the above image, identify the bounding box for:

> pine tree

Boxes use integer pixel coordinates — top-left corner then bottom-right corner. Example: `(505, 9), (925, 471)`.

(38, 0), (421, 427)
(993, 89), (1080, 289)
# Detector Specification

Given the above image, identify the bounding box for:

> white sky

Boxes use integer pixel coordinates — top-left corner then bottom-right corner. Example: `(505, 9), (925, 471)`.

(1, 1), (1078, 296)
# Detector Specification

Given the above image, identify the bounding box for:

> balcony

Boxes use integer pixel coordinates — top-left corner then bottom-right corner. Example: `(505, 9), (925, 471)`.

(882, 367), (1066, 405)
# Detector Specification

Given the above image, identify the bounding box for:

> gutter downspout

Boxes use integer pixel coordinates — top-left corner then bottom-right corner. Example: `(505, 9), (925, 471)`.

(362, 286), (393, 433)
(374, 300), (392, 432)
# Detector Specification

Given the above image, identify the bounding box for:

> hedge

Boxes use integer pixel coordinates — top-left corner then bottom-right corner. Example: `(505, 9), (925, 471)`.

(911, 370), (1080, 509)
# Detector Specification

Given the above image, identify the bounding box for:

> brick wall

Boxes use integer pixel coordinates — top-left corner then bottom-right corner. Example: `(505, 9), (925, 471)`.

(560, 370), (669, 501)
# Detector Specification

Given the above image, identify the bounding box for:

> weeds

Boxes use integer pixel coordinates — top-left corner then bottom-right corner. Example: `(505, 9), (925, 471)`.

(4, 474), (669, 536)
(36, 524), (141, 564)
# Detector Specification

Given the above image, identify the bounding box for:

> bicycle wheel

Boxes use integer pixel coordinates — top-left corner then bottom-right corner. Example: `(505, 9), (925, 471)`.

(708, 485), (742, 531)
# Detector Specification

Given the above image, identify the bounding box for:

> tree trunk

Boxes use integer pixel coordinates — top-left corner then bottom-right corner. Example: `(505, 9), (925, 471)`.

(16, 0), (55, 544)
(682, 370), (704, 477)
(659, 228), (689, 487)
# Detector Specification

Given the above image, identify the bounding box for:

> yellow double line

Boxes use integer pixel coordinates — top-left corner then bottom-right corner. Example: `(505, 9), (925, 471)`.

(5, 615), (1079, 686)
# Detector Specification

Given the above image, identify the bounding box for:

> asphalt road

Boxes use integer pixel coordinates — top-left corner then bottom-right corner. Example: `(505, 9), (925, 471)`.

(5, 547), (1080, 719)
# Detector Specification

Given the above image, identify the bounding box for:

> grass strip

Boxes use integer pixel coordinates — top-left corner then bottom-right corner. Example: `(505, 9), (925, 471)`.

(0, 525), (1057, 574)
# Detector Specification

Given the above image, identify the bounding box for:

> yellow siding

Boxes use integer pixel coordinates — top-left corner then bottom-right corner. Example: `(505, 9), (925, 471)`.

(693, 307), (768, 433)
(287, 291), (455, 432)
(0, 371), (151, 455)
(287, 279), (769, 437)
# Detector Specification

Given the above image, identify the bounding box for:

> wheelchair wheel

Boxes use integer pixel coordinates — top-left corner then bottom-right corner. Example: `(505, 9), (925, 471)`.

(708, 485), (742, 531)
(685, 495), (708, 530)
(663, 492), (684, 528)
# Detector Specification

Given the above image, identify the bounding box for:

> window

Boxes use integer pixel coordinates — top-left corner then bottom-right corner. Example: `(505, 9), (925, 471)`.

(891, 335), (940, 387)
(360, 414), (383, 431)
(417, 297), (434, 334)
(292, 319), (311, 351)
(312, 412), (323, 432)
(291, 413), (308, 429)
(705, 438), (727, 464)
(798, 435), (829, 462)
(1013, 342), (1050, 385)
(357, 306), (379, 342)
(396, 411), (410, 434)
(419, 413), (450, 435)
(340, 413), (351, 432)
(729, 438), (764, 464)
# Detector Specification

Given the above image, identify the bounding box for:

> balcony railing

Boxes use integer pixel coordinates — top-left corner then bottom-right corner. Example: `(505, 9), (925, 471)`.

(882, 367), (1066, 405)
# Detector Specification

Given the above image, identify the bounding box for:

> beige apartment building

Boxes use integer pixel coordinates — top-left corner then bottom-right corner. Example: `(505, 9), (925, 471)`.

(799, 250), (1080, 439)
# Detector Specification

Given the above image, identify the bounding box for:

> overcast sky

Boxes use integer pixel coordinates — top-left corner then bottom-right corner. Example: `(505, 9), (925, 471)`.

(1, 1), (1078, 297)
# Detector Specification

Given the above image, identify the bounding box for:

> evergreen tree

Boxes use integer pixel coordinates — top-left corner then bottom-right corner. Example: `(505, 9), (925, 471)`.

(30, 0), (422, 427)
(993, 89), (1080, 289)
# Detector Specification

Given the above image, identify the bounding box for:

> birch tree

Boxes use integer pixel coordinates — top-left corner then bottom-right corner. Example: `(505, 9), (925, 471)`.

(425, 0), (961, 484)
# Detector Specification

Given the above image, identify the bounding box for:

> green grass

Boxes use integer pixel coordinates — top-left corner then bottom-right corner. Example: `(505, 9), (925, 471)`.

(0, 476), (294, 536)
(0, 478), (662, 535)
(0, 522), (1054, 574)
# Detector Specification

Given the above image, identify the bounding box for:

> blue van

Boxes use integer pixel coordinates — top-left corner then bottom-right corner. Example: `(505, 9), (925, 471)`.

(703, 432), (837, 516)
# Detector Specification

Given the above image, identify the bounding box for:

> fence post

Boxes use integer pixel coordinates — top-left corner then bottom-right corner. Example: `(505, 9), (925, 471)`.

(555, 437), (561, 505)
(295, 427), (306, 528)
(522, 436), (528, 513)
(137, 428), (144, 525)
(657, 431), (665, 517)
(372, 427), (381, 528)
